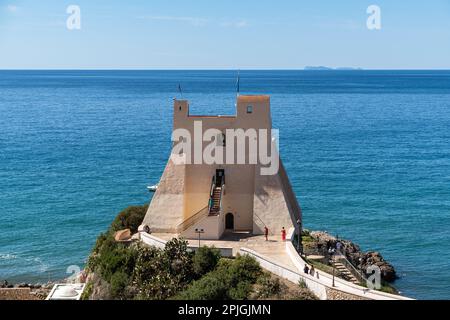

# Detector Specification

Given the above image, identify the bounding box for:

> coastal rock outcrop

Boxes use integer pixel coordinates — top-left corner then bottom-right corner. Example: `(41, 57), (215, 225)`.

(309, 231), (397, 282)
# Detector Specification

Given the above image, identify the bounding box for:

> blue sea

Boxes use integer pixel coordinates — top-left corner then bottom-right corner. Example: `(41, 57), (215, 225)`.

(1, 70), (450, 299)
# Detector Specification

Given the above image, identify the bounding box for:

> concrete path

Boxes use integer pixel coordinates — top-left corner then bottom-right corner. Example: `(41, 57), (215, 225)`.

(153, 232), (293, 269)
(147, 232), (411, 300)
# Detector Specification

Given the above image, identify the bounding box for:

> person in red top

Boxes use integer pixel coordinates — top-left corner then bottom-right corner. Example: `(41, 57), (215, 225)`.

(281, 227), (286, 241)
(264, 226), (269, 241)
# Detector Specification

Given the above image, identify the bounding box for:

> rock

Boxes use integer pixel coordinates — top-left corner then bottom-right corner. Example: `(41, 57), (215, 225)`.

(309, 231), (397, 282)
(18, 283), (30, 288)
(361, 251), (396, 282)
(1, 280), (9, 288)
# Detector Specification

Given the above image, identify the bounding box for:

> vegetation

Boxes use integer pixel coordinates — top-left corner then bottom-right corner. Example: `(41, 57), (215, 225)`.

(84, 204), (318, 300)
(250, 272), (318, 300)
(254, 273), (282, 299)
(133, 238), (195, 299)
(110, 204), (148, 234)
(359, 279), (398, 295)
(80, 281), (93, 300)
(192, 246), (221, 277)
(175, 255), (262, 300)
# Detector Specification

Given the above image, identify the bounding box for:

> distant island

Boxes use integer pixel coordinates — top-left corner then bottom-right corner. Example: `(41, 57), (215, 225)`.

(304, 66), (363, 70)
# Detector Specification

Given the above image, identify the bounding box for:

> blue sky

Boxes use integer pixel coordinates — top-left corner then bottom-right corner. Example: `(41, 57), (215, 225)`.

(1, 0), (450, 69)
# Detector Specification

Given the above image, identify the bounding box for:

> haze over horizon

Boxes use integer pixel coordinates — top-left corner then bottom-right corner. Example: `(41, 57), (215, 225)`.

(1, 0), (450, 69)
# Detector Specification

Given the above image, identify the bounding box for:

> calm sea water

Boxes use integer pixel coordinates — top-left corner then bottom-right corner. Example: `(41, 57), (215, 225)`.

(1, 70), (450, 299)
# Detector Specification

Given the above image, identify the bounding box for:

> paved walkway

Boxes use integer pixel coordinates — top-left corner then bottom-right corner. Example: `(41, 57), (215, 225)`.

(148, 232), (411, 300)
(152, 232), (297, 270)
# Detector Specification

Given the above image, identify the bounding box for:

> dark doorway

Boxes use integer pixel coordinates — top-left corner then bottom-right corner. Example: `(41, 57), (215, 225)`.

(225, 212), (234, 230)
(216, 169), (225, 186)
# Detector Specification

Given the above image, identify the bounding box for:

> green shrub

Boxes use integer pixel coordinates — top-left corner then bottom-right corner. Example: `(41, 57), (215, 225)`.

(298, 279), (307, 289)
(291, 290), (319, 300)
(133, 245), (169, 299)
(175, 274), (228, 300)
(95, 237), (138, 282)
(110, 271), (130, 299)
(255, 273), (282, 298)
(177, 255), (262, 300)
(164, 238), (194, 278)
(80, 281), (93, 300)
(133, 238), (194, 299)
(87, 203), (270, 301)
(193, 246), (221, 277)
(228, 280), (253, 300)
(110, 204), (148, 233)
(229, 255), (262, 299)
(227, 255), (262, 286)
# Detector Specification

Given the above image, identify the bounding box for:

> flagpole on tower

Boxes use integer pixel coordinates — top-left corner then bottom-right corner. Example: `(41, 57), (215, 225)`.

(178, 83), (183, 98)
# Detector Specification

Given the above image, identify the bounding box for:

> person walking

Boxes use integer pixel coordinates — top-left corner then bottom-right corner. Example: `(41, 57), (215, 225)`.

(304, 264), (310, 274)
(309, 265), (315, 277)
(336, 241), (342, 253)
(264, 226), (269, 241)
(281, 227), (286, 241)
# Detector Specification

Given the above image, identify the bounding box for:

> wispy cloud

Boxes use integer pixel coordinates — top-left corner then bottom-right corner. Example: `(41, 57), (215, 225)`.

(220, 20), (249, 28)
(138, 15), (208, 27)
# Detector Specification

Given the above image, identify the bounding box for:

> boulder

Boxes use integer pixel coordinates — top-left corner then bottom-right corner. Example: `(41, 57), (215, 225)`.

(114, 229), (132, 242)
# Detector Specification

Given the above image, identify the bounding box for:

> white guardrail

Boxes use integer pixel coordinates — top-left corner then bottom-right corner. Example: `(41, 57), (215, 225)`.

(140, 232), (233, 257)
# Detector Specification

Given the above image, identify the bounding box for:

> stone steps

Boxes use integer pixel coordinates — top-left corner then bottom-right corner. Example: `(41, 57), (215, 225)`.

(333, 262), (360, 284)
(209, 187), (222, 215)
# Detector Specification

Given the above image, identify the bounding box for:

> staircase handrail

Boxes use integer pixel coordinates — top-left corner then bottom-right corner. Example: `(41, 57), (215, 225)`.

(337, 249), (367, 284)
(176, 205), (209, 232)
(218, 178), (225, 214)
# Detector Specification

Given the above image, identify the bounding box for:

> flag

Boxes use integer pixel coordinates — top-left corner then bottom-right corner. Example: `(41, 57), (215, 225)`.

(178, 83), (182, 96)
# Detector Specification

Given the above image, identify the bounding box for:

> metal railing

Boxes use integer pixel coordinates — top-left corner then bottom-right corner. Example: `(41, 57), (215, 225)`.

(176, 205), (209, 232)
(209, 173), (225, 216)
(177, 173), (226, 232)
(336, 249), (367, 284)
(218, 181), (225, 214)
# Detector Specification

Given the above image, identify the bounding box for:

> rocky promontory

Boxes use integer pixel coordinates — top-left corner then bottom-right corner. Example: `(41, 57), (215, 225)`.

(307, 231), (397, 282)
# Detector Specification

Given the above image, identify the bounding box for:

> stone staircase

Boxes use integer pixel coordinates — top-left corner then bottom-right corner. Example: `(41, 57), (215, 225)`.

(33, 291), (48, 300)
(209, 187), (222, 215)
(332, 261), (360, 285)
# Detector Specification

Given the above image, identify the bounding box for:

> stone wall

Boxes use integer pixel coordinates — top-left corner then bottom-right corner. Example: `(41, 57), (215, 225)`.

(0, 288), (41, 300)
(325, 287), (369, 300)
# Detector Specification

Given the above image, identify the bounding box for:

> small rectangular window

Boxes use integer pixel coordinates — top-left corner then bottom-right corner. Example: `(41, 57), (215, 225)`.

(247, 105), (253, 114)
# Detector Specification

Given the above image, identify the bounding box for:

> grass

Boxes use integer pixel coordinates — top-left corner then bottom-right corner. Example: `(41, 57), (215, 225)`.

(305, 258), (340, 277)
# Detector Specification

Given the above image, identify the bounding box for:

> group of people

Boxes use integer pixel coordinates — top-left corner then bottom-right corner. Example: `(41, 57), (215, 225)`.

(303, 264), (318, 278)
(263, 226), (288, 241)
(263, 225), (321, 279)
(327, 240), (343, 256)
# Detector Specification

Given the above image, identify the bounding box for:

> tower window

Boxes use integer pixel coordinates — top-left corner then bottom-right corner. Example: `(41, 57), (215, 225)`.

(247, 105), (253, 114)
